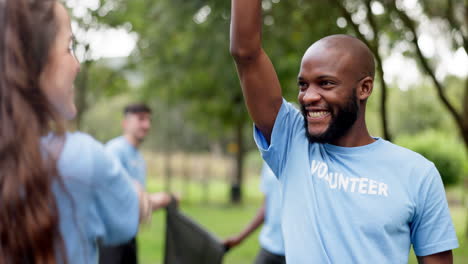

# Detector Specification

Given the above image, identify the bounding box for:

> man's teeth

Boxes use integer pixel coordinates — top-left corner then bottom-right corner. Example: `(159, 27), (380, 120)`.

(308, 111), (329, 118)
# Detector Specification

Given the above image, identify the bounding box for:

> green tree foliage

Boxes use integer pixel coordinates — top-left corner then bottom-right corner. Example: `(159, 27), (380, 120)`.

(379, 0), (468, 151)
(390, 82), (457, 134)
(396, 130), (467, 187)
(65, 0), (133, 129)
(74, 59), (131, 128)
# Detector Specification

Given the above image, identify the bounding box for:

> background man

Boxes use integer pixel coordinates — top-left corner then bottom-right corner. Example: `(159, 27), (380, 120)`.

(99, 103), (170, 264)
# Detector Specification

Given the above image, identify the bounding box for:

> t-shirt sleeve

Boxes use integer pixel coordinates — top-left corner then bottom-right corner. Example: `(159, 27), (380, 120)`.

(92, 142), (139, 245)
(411, 165), (459, 256)
(253, 98), (303, 180)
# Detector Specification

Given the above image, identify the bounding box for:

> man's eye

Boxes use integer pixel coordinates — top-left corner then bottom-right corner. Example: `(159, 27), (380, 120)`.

(319, 80), (335, 87)
(298, 81), (308, 90)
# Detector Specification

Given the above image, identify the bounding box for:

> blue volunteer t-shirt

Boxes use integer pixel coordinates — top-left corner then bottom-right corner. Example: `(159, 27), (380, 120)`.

(254, 99), (458, 263)
(105, 136), (146, 187)
(52, 132), (139, 264)
(259, 162), (285, 255)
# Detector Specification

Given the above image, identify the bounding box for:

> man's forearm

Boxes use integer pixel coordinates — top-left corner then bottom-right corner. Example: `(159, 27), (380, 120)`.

(237, 203), (265, 241)
(230, 0), (263, 60)
(229, 0), (283, 140)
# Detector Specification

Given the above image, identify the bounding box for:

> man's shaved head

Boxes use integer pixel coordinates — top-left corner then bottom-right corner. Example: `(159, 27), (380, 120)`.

(302, 34), (375, 80)
(297, 34), (376, 144)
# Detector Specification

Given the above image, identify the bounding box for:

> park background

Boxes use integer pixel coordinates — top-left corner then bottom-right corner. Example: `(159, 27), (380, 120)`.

(65, 0), (467, 263)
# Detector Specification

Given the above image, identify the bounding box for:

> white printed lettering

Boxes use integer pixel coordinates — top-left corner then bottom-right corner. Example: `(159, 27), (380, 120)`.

(368, 179), (378, 195)
(324, 173), (330, 182)
(338, 174), (348, 191)
(309, 160), (389, 197)
(329, 173), (338, 189)
(311, 160), (320, 175)
(317, 163), (328, 179)
(349, 178), (359, 192)
(378, 183), (388, 197)
(358, 178), (369, 194)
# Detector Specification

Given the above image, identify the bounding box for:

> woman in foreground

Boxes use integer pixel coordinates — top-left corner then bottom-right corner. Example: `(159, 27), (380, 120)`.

(0, 0), (170, 263)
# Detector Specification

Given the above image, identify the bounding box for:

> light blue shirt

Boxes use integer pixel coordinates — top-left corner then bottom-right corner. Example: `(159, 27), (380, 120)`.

(105, 136), (146, 187)
(259, 162), (284, 255)
(52, 132), (139, 264)
(254, 99), (458, 263)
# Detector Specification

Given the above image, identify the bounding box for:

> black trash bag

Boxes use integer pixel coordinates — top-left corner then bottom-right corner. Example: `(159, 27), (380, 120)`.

(164, 198), (226, 264)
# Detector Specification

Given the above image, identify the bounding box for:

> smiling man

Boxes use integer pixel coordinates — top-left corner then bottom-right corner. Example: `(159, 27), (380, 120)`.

(230, 0), (458, 263)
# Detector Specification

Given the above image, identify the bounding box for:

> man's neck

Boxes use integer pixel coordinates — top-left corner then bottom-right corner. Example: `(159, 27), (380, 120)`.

(330, 118), (375, 147)
(124, 134), (141, 148)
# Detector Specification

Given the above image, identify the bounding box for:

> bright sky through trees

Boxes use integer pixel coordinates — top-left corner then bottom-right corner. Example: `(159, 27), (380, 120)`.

(66, 0), (467, 90)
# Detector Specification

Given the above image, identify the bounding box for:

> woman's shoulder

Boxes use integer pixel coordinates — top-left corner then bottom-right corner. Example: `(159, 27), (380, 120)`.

(65, 131), (101, 147)
(63, 131), (111, 158)
(61, 131), (128, 184)
(58, 132), (107, 183)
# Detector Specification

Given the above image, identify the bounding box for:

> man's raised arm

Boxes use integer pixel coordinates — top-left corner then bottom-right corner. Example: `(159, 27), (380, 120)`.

(230, 0), (283, 142)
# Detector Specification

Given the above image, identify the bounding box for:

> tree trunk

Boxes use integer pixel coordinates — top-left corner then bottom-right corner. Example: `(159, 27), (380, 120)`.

(164, 91), (172, 192)
(164, 149), (172, 192)
(462, 78), (468, 153)
(363, 0), (392, 141)
(464, 178), (468, 239)
(334, 0), (392, 141)
(182, 154), (190, 201)
(376, 55), (392, 141)
(202, 161), (211, 204)
(230, 120), (244, 204)
(388, 1), (466, 151)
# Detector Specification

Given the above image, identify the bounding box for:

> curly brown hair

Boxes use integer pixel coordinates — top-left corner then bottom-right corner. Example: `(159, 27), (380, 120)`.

(0, 0), (68, 263)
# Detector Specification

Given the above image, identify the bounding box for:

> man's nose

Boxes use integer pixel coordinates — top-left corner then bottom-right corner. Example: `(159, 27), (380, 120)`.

(302, 87), (322, 104)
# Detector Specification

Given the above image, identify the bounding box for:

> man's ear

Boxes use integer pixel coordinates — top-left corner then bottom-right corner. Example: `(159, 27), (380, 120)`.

(357, 76), (373, 101)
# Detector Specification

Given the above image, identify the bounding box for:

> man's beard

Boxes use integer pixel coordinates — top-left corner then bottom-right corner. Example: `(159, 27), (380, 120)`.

(133, 131), (148, 145)
(301, 92), (359, 144)
(135, 134), (147, 144)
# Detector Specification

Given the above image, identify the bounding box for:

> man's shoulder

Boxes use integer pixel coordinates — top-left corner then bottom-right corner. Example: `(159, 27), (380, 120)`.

(270, 99), (304, 136)
(281, 99), (302, 118)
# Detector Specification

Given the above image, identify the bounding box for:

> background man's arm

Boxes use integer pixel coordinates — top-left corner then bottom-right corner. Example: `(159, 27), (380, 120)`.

(417, 250), (453, 264)
(223, 199), (266, 249)
(230, 0), (283, 143)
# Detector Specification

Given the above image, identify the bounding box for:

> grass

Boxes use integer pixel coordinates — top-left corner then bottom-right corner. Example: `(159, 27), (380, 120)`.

(138, 201), (263, 264)
(138, 175), (265, 264)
